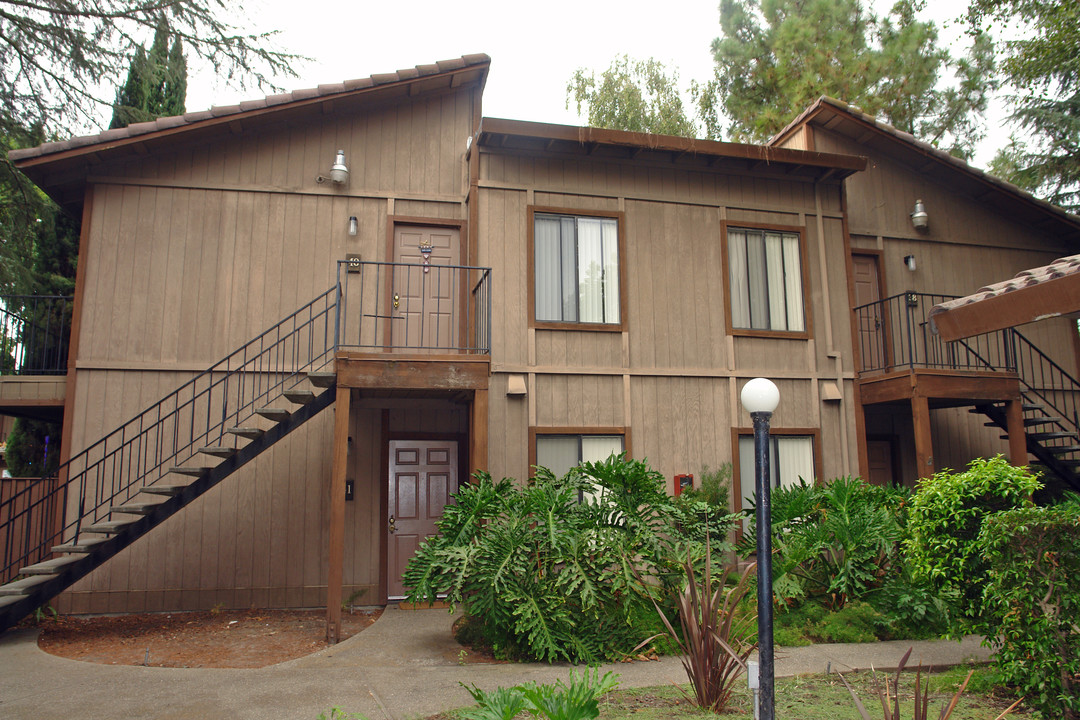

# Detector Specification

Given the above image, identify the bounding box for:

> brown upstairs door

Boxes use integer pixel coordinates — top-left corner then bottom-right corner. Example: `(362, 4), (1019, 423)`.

(853, 254), (885, 371)
(386, 440), (458, 600)
(391, 225), (462, 351)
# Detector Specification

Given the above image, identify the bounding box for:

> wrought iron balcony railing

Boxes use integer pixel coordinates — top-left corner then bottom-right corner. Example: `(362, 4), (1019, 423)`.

(854, 292), (1017, 374)
(0, 295), (73, 375)
(335, 259), (491, 354)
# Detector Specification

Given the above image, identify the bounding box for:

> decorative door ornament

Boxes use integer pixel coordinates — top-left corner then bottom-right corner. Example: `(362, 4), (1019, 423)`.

(419, 237), (433, 272)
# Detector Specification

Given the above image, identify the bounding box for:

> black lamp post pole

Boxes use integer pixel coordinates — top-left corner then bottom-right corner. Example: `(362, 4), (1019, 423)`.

(753, 409), (775, 720)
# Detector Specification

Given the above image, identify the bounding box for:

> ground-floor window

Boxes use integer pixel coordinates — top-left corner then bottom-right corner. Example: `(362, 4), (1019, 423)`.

(535, 434), (625, 478)
(737, 433), (816, 511)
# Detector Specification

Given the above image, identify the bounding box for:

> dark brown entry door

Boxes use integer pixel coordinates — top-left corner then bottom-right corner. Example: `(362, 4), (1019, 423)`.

(391, 226), (462, 351)
(853, 254), (885, 370)
(866, 439), (896, 487)
(387, 439), (458, 599)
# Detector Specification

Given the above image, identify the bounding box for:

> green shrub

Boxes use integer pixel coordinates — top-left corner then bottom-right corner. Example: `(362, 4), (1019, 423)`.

(461, 669), (619, 720)
(977, 499), (1080, 720)
(905, 456), (1040, 631)
(680, 463), (731, 509)
(740, 477), (905, 609)
(403, 456), (738, 663)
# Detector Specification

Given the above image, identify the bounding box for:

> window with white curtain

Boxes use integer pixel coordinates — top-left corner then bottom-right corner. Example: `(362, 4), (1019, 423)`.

(727, 227), (805, 332)
(738, 434), (815, 511)
(534, 213), (620, 325)
(535, 435), (624, 478)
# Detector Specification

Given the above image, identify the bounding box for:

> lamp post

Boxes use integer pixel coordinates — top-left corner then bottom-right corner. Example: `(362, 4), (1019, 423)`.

(741, 377), (779, 720)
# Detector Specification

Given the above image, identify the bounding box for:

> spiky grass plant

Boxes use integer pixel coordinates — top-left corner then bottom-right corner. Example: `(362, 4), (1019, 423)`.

(836, 647), (1023, 720)
(637, 537), (756, 713)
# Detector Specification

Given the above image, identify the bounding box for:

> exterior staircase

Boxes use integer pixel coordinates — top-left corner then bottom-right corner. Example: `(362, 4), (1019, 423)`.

(0, 286), (340, 631)
(965, 328), (1080, 497)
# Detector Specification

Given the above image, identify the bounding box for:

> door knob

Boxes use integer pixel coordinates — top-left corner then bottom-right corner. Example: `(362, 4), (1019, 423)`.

(388, 515), (396, 534)
(393, 294), (399, 309)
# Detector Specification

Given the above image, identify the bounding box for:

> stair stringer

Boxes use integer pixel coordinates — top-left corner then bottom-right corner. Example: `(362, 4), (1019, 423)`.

(976, 400), (1080, 494)
(0, 386), (336, 632)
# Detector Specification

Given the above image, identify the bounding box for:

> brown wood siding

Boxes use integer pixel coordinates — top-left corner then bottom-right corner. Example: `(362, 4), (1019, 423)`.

(477, 151), (858, 494)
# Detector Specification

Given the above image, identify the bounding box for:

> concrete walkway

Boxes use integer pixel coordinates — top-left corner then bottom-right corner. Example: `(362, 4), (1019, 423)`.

(0, 606), (992, 720)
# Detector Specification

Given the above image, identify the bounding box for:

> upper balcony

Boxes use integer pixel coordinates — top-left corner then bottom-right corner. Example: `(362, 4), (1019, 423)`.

(853, 292), (1021, 406)
(333, 259), (492, 392)
(0, 295), (73, 420)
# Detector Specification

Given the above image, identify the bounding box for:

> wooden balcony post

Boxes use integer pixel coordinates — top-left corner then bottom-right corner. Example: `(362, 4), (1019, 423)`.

(470, 388), (488, 476)
(912, 395), (935, 479)
(326, 385), (350, 644)
(1005, 398), (1028, 467)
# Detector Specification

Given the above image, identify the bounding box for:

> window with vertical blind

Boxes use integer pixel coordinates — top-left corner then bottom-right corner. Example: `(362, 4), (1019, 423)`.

(737, 434), (816, 511)
(533, 212), (621, 326)
(727, 226), (806, 333)
(535, 435), (625, 478)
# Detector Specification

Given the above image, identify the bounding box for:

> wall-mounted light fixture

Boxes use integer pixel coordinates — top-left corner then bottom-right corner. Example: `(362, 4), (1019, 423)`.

(910, 199), (928, 230)
(317, 150), (350, 185)
(904, 254), (917, 272)
(348, 216), (358, 236)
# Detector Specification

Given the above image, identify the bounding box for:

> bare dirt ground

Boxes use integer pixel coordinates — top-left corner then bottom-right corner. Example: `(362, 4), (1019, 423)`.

(31, 607), (382, 668)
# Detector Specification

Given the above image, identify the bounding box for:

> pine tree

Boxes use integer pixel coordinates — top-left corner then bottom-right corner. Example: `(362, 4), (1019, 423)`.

(109, 18), (188, 129)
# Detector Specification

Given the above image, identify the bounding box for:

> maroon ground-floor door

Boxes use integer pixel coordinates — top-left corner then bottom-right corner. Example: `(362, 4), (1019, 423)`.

(386, 440), (457, 599)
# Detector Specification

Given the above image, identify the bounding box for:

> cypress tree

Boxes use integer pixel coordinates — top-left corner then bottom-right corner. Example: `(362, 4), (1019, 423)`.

(108, 18), (187, 129)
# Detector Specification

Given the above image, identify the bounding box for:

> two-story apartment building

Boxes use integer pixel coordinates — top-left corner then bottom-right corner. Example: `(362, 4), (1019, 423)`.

(2, 56), (1078, 637)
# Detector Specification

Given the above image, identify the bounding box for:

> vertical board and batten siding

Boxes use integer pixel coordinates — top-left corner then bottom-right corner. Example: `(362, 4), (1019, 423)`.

(820, 127), (1079, 480)
(59, 89), (478, 612)
(478, 150), (859, 493)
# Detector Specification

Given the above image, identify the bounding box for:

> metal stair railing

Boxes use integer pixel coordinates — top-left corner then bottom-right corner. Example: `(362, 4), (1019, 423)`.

(1, 285), (339, 583)
(1007, 328), (1080, 435)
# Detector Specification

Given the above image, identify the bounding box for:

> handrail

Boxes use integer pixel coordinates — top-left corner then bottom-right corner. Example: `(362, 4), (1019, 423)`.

(1010, 328), (1080, 433)
(854, 292), (1016, 374)
(1, 286), (339, 581)
(0, 295), (73, 376)
(336, 259), (492, 354)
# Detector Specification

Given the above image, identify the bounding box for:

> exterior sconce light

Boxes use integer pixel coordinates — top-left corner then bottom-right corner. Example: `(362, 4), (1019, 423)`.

(740, 377), (780, 720)
(904, 254), (916, 272)
(318, 150), (350, 185)
(329, 150), (349, 184)
(348, 216), (358, 236)
(910, 199), (928, 230)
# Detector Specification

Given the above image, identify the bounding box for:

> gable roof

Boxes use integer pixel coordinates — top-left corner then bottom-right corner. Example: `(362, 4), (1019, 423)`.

(770, 96), (1080, 245)
(10, 54), (491, 210)
(477, 117), (867, 181)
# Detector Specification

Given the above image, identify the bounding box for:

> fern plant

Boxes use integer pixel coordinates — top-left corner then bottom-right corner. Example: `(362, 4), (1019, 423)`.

(403, 456), (739, 663)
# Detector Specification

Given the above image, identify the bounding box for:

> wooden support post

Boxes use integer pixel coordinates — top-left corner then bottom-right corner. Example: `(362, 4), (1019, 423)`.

(911, 395), (935, 480)
(326, 386), (350, 644)
(1005, 398), (1028, 467)
(470, 388), (488, 477)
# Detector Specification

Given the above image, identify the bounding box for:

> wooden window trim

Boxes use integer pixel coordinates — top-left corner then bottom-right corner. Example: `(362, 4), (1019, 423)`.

(720, 220), (813, 340)
(529, 426), (632, 474)
(729, 426), (823, 510)
(528, 205), (628, 332)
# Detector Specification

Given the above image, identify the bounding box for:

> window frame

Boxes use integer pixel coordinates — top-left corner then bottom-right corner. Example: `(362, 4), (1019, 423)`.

(530, 427), (631, 476)
(730, 427), (822, 512)
(528, 206), (627, 332)
(721, 220), (813, 339)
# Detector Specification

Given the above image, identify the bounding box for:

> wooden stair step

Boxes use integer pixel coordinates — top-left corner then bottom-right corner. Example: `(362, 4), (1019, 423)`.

(1034, 458), (1080, 467)
(141, 484), (189, 496)
(19, 555), (83, 576)
(1049, 445), (1080, 454)
(169, 466), (214, 477)
(283, 389), (315, 405)
(110, 502), (162, 516)
(198, 446), (236, 458)
(0, 595), (22, 609)
(1023, 404), (1045, 412)
(83, 519), (138, 535)
(227, 427), (264, 440)
(53, 538), (110, 554)
(986, 418), (1060, 428)
(0, 574), (54, 596)
(255, 407), (291, 422)
(308, 372), (336, 388)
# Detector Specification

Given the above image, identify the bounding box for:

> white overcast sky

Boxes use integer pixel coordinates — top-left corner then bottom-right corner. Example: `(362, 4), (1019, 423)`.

(183, 0), (1010, 168)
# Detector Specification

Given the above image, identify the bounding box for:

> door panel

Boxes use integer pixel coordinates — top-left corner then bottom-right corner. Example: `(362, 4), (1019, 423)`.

(387, 440), (458, 599)
(391, 226), (462, 352)
(867, 439), (896, 487)
(853, 254), (886, 370)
